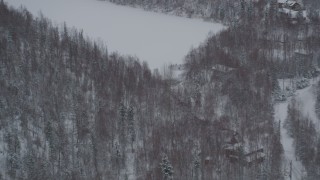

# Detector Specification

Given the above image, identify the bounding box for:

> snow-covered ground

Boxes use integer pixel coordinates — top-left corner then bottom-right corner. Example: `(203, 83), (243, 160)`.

(295, 78), (320, 130)
(274, 77), (320, 180)
(7, 0), (225, 70)
(275, 101), (304, 180)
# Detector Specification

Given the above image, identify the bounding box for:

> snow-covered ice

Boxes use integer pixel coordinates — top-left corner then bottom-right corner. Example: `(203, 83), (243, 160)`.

(7, 0), (225, 70)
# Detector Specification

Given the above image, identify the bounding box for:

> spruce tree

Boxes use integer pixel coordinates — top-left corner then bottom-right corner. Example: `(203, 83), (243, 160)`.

(5, 131), (21, 179)
(193, 151), (200, 180)
(118, 101), (127, 151)
(127, 105), (135, 150)
(160, 154), (174, 180)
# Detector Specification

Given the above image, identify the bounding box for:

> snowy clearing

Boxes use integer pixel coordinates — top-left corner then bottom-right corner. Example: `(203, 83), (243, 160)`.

(295, 78), (320, 130)
(274, 77), (320, 180)
(275, 101), (305, 180)
(7, 0), (225, 70)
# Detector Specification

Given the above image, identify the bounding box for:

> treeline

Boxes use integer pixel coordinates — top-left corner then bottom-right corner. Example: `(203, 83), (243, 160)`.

(101, 0), (320, 25)
(101, 0), (268, 24)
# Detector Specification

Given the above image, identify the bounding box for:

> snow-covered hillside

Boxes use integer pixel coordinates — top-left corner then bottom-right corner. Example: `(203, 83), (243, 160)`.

(7, 0), (225, 70)
(296, 78), (320, 130)
(274, 78), (320, 180)
(275, 100), (305, 180)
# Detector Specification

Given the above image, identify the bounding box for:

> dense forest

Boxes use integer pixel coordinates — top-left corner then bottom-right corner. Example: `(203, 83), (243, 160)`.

(1, 0), (320, 179)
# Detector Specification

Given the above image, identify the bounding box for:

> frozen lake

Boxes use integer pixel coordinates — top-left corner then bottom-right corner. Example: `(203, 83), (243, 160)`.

(7, 0), (225, 70)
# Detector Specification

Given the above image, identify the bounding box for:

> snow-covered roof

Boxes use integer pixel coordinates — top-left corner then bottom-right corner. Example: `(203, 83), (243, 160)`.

(212, 64), (236, 73)
(224, 143), (241, 150)
(245, 152), (265, 159)
(294, 49), (312, 55)
(278, 0), (303, 10)
(282, 7), (298, 15)
(278, 0), (287, 3)
(287, 0), (297, 6)
(279, 7), (307, 20)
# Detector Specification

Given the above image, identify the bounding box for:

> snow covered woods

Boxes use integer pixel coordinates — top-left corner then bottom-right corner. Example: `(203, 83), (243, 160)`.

(1, 0), (320, 179)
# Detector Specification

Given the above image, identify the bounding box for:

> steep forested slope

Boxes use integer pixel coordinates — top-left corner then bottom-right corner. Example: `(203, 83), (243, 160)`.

(1, 0), (320, 179)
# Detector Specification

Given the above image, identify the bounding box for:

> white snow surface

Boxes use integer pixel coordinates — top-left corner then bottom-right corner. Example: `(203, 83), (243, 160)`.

(274, 77), (320, 180)
(295, 78), (320, 130)
(7, 0), (225, 70)
(275, 100), (304, 180)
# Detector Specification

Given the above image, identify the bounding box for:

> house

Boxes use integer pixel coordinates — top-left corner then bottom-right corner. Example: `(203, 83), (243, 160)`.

(212, 64), (236, 73)
(294, 49), (314, 77)
(278, 0), (287, 8)
(244, 148), (265, 166)
(204, 156), (213, 165)
(278, 0), (306, 21)
(278, 0), (302, 11)
(294, 49), (313, 64)
(288, 1), (302, 11)
(223, 132), (242, 163)
(281, 0), (303, 11)
(223, 143), (241, 163)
